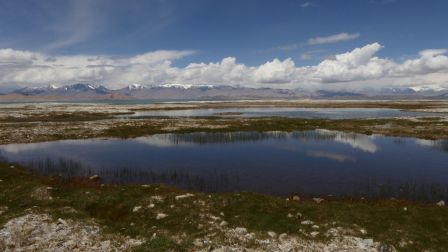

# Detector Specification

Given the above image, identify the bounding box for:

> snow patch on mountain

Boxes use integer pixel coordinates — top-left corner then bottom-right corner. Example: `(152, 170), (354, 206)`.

(158, 84), (214, 89)
(408, 84), (447, 92)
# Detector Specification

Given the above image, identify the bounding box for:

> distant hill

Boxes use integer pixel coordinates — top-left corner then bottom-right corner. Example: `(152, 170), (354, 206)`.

(2, 83), (448, 101)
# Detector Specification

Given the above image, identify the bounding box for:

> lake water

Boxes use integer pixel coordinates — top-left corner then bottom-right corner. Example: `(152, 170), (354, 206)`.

(119, 107), (441, 119)
(1, 130), (448, 201)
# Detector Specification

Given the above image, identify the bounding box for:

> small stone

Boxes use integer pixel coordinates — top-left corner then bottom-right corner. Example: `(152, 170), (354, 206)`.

(193, 239), (204, 247)
(279, 233), (288, 240)
(296, 212), (303, 218)
(9, 165), (14, 168)
(287, 213), (294, 218)
(312, 225), (319, 229)
(219, 221), (228, 227)
(89, 175), (100, 180)
(301, 220), (314, 225)
(313, 198), (324, 203)
(148, 203), (155, 208)
(57, 218), (67, 225)
(403, 207), (407, 211)
(267, 231), (277, 238)
(141, 184), (150, 188)
(175, 193), (195, 200)
(292, 195), (300, 201)
(362, 238), (374, 247)
(360, 228), (367, 234)
(310, 231), (319, 237)
(133, 206), (142, 212)
(436, 200), (445, 207)
(156, 213), (168, 220)
(234, 227), (247, 235)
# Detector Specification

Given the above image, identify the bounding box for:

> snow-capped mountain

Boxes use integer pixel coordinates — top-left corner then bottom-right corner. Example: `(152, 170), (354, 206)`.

(408, 84), (447, 93)
(11, 83), (116, 98)
(127, 84), (145, 90)
(118, 84), (301, 99)
(5, 82), (448, 101)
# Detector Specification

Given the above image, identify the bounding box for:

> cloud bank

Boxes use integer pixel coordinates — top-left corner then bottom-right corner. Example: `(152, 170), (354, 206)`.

(1, 43), (448, 90)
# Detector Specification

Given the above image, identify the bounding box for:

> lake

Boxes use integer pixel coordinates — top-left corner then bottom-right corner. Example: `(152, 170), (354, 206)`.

(119, 107), (441, 119)
(1, 130), (447, 202)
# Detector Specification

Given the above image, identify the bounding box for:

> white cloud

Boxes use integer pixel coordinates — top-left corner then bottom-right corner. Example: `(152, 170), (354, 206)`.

(301, 2), (313, 8)
(254, 58), (296, 83)
(393, 49), (448, 76)
(1, 43), (448, 90)
(308, 32), (360, 45)
(312, 43), (395, 82)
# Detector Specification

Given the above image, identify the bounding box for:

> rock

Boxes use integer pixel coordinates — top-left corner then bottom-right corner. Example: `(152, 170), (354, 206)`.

(0, 214), (144, 251)
(377, 244), (397, 252)
(57, 218), (67, 225)
(361, 238), (374, 247)
(30, 187), (52, 201)
(292, 195), (301, 201)
(193, 238), (204, 247)
(436, 200), (445, 207)
(156, 213), (168, 220)
(313, 198), (324, 203)
(310, 231), (319, 237)
(9, 165), (14, 168)
(219, 221), (228, 227)
(132, 206), (142, 212)
(403, 207), (407, 211)
(287, 213), (294, 218)
(312, 225), (319, 229)
(175, 193), (195, 200)
(148, 203), (155, 208)
(234, 227), (247, 235)
(301, 220), (314, 225)
(279, 233), (288, 240)
(141, 184), (150, 188)
(267, 231), (277, 238)
(89, 175), (100, 180)
(360, 228), (367, 234)
(150, 195), (164, 202)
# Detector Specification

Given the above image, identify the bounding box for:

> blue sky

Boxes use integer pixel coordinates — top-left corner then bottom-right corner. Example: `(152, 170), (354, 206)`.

(0, 0), (447, 90)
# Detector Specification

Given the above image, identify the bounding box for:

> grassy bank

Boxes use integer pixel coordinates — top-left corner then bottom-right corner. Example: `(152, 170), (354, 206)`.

(1, 163), (448, 251)
(104, 116), (448, 140)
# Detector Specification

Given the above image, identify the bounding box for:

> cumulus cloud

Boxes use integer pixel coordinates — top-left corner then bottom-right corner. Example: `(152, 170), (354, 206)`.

(1, 43), (448, 90)
(312, 43), (395, 82)
(308, 32), (360, 45)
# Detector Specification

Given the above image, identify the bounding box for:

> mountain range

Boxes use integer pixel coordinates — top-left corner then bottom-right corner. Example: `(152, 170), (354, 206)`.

(1, 83), (447, 101)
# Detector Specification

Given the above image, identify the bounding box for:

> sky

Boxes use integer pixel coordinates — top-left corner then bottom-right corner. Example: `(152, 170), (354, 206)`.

(0, 0), (447, 91)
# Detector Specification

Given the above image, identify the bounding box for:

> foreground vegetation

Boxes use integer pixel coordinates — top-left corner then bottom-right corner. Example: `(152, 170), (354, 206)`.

(1, 163), (448, 251)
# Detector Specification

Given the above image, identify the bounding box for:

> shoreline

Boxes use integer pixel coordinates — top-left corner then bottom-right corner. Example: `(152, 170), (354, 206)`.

(1, 163), (447, 251)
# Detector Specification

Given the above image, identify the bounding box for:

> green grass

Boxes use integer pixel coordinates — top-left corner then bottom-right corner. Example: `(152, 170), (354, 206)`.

(1, 163), (448, 251)
(103, 117), (448, 140)
(0, 111), (133, 123)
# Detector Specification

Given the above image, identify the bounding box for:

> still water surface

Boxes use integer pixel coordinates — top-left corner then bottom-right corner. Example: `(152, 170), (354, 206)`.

(1, 130), (447, 201)
(119, 107), (441, 119)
